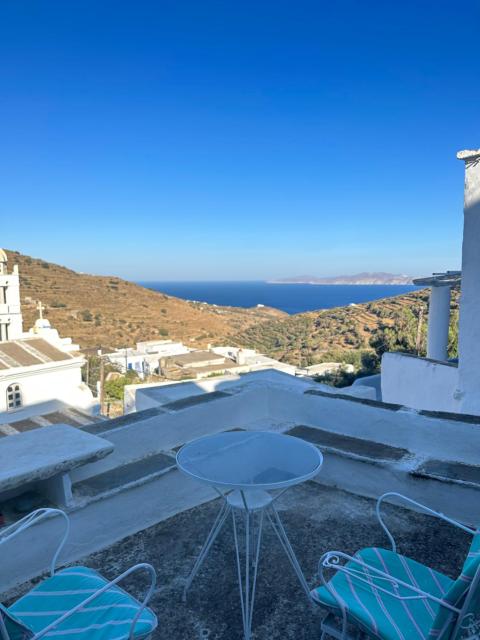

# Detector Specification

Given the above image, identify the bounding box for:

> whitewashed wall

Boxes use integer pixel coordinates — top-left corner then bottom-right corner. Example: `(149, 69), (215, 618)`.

(0, 362), (94, 417)
(381, 352), (459, 413)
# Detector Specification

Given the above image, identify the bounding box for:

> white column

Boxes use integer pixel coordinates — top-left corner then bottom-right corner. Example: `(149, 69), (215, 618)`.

(427, 285), (451, 360)
(457, 149), (480, 415)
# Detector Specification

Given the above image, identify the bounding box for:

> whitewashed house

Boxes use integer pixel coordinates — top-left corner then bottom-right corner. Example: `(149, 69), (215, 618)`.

(105, 339), (190, 378)
(0, 250), (96, 422)
(367, 149), (480, 415)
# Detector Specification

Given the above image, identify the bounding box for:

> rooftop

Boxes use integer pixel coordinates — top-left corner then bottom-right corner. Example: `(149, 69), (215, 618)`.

(0, 403), (103, 437)
(413, 270), (462, 287)
(6, 483), (470, 639)
(1, 370), (480, 640)
(164, 350), (228, 366)
(0, 337), (75, 369)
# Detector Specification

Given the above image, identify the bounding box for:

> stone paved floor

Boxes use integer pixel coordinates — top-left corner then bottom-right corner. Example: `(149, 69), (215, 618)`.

(13, 483), (472, 639)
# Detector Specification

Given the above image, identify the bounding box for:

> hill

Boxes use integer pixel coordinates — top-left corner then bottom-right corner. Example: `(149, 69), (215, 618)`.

(233, 288), (460, 368)
(4, 250), (459, 375)
(270, 272), (413, 285)
(4, 250), (285, 351)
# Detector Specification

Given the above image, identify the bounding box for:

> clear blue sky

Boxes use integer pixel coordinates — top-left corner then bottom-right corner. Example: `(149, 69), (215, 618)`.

(0, 1), (478, 280)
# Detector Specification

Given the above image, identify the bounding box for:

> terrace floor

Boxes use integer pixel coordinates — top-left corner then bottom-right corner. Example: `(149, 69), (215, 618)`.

(9, 482), (471, 639)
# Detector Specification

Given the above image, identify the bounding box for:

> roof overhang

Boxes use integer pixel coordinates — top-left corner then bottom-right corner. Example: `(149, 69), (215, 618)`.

(413, 271), (461, 287)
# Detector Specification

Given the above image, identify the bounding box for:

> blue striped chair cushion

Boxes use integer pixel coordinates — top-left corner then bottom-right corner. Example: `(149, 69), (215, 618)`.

(8, 566), (157, 640)
(312, 547), (453, 640)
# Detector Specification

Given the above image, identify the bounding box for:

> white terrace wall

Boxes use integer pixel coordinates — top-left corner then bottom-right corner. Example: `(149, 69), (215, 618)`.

(77, 370), (480, 486)
(263, 379), (480, 465)
(380, 352), (459, 413)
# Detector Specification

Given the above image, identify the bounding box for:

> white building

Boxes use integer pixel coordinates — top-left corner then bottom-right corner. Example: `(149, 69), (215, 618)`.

(105, 340), (190, 378)
(363, 149), (480, 415)
(0, 251), (96, 422)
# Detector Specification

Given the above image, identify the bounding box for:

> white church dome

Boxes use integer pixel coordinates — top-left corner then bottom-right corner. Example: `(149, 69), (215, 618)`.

(34, 318), (52, 330)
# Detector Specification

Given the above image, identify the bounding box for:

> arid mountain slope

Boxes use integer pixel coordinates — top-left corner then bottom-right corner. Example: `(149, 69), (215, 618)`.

(4, 250), (285, 351)
(233, 289), (459, 367)
(5, 250), (454, 369)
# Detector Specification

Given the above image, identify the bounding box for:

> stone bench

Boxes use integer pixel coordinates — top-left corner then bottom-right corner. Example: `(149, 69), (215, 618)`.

(0, 424), (114, 508)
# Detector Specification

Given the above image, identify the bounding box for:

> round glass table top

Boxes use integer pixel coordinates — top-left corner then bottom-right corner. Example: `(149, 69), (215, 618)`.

(176, 431), (323, 491)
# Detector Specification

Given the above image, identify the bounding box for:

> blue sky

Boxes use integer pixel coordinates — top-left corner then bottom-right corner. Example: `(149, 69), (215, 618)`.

(0, 1), (478, 280)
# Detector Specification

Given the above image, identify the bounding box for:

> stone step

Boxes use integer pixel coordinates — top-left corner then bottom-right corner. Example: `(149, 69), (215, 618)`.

(412, 459), (480, 490)
(285, 425), (411, 464)
(72, 452), (176, 502)
(285, 424), (480, 525)
(81, 407), (166, 436)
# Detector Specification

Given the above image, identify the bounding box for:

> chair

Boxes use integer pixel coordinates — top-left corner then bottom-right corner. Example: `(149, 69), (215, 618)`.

(311, 492), (480, 640)
(0, 508), (158, 640)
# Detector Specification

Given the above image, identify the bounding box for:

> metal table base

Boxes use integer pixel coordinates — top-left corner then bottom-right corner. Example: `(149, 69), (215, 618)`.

(183, 489), (310, 640)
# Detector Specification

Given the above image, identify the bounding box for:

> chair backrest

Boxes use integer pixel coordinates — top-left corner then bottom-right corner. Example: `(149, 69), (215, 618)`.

(428, 531), (480, 640)
(0, 509), (70, 640)
(0, 605), (33, 640)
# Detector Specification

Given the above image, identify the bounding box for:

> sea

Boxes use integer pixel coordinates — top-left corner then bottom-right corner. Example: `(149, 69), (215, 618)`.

(138, 281), (420, 315)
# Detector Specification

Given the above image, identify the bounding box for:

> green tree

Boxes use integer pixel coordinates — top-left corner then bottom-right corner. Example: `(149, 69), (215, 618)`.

(104, 370), (141, 401)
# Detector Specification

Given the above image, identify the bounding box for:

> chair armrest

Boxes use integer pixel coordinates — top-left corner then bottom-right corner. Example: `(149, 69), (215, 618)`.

(30, 563), (157, 640)
(318, 551), (460, 614)
(0, 508), (70, 576)
(376, 492), (476, 553)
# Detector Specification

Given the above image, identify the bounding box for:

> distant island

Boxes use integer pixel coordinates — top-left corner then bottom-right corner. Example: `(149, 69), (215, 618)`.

(269, 272), (414, 285)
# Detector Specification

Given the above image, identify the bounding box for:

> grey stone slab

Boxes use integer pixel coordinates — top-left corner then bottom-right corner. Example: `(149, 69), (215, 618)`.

(163, 391), (231, 412)
(0, 425), (113, 492)
(82, 407), (167, 435)
(304, 388), (404, 411)
(414, 459), (480, 488)
(419, 409), (480, 424)
(171, 427), (245, 453)
(73, 453), (176, 497)
(286, 425), (410, 462)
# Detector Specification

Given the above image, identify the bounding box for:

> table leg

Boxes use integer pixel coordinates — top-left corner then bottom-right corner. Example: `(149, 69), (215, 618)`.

(232, 502), (265, 640)
(183, 499), (231, 601)
(266, 503), (311, 598)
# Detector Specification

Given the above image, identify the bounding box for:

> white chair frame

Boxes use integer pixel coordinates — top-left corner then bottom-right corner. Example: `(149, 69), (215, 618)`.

(0, 508), (157, 640)
(315, 492), (480, 640)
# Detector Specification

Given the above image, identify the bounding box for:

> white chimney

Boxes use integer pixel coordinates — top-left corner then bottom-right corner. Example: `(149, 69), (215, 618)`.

(236, 348), (246, 365)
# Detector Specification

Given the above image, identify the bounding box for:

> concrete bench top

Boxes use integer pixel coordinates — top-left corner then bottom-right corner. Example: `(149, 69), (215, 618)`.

(0, 424), (114, 493)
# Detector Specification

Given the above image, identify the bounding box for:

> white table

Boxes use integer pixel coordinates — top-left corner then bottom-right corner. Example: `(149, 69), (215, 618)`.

(177, 431), (323, 640)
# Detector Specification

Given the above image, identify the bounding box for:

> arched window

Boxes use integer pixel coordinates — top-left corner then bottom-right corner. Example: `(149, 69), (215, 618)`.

(6, 383), (22, 410)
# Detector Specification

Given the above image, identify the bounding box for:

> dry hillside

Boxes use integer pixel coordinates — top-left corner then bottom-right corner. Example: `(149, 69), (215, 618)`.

(4, 250), (285, 351)
(233, 289), (460, 367)
(5, 250), (457, 371)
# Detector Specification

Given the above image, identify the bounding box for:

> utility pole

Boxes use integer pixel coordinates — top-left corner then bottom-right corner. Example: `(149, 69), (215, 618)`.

(415, 305), (424, 355)
(98, 349), (105, 416)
